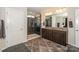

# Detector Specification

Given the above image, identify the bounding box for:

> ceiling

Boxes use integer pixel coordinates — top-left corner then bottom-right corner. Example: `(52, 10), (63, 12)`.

(28, 7), (49, 13)
(27, 7), (59, 14)
(27, 7), (65, 16)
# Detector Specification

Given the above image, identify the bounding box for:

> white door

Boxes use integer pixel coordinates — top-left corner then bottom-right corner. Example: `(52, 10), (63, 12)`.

(75, 8), (79, 48)
(5, 8), (27, 47)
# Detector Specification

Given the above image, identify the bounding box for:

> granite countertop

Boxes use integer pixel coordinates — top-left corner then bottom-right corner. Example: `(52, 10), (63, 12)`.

(42, 27), (67, 31)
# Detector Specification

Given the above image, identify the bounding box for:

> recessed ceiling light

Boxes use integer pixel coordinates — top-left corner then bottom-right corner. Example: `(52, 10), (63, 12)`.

(27, 15), (35, 18)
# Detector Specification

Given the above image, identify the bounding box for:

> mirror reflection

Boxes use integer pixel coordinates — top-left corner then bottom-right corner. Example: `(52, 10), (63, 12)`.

(45, 13), (68, 28)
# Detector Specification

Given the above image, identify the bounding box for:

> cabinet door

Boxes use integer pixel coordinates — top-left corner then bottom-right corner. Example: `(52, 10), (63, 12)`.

(48, 29), (53, 41)
(53, 30), (66, 46)
(59, 31), (66, 46)
(45, 29), (49, 39)
(45, 29), (48, 39)
(53, 30), (57, 42)
(42, 29), (53, 40)
(42, 29), (44, 38)
(42, 29), (47, 39)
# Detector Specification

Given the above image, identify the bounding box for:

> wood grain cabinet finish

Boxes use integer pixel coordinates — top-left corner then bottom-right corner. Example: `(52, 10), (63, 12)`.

(53, 30), (66, 46)
(42, 28), (66, 46)
(42, 29), (53, 41)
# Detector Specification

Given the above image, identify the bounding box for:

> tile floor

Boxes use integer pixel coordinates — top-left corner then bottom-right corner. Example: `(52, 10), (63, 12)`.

(2, 43), (30, 52)
(0, 39), (5, 51)
(27, 34), (41, 41)
(25, 37), (67, 52)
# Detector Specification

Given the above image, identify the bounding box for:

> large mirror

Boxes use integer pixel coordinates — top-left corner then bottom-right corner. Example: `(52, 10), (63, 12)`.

(45, 16), (52, 27)
(45, 13), (68, 28)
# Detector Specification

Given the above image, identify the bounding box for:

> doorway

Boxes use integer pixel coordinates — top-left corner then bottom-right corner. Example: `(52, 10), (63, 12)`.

(27, 16), (41, 35)
(27, 9), (41, 40)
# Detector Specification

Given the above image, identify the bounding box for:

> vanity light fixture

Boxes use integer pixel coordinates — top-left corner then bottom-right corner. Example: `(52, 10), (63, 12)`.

(55, 8), (67, 14)
(45, 12), (53, 16)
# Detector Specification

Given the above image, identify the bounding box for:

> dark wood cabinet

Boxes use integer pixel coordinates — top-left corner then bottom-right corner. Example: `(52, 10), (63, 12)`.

(53, 30), (66, 46)
(42, 28), (67, 46)
(42, 29), (53, 41)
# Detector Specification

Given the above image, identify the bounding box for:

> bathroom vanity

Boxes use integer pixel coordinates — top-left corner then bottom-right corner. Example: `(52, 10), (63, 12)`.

(42, 12), (68, 46)
(42, 27), (67, 46)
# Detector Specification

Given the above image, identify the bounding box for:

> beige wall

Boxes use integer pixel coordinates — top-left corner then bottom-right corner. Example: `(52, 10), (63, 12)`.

(67, 8), (75, 46)
(5, 8), (27, 48)
(0, 8), (6, 50)
(41, 12), (45, 28)
(0, 8), (27, 50)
